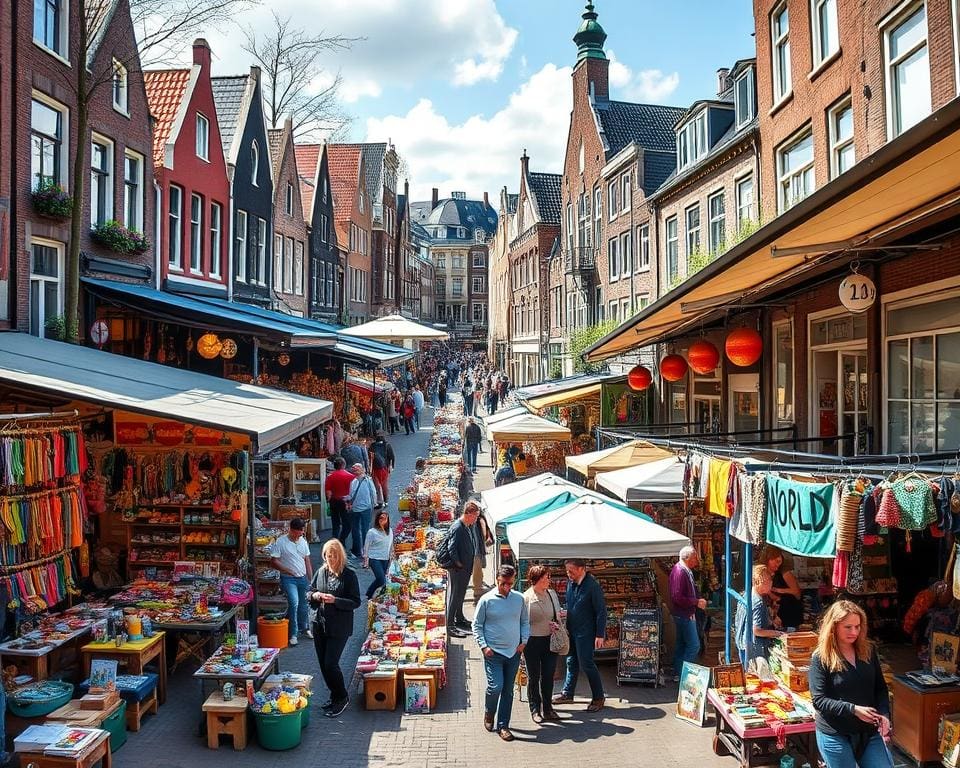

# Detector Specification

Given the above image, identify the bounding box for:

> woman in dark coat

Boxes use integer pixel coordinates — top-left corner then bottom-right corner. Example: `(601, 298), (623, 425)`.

(310, 538), (361, 717)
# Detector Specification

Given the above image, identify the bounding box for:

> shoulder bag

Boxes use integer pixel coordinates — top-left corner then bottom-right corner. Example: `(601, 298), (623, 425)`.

(547, 589), (570, 655)
(309, 567), (328, 635)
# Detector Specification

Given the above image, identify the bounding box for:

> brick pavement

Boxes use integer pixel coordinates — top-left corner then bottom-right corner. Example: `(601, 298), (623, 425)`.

(107, 397), (731, 768)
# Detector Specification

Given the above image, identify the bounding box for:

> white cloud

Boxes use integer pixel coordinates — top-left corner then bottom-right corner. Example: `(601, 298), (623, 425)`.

(607, 50), (681, 104)
(366, 64), (572, 202)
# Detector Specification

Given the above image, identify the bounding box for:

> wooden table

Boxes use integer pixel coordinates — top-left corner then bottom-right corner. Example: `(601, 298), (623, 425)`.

(0, 624), (97, 681)
(80, 632), (167, 705)
(16, 728), (112, 768)
(707, 688), (819, 767)
(192, 646), (279, 734)
(152, 607), (238, 672)
(891, 675), (960, 766)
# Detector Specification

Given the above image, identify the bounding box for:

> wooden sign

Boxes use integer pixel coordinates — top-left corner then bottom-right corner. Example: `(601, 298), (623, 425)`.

(617, 608), (660, 683)
(712, 663), (746, 690)
(933, 632), (960, 676)
(115, 421), (150, 445)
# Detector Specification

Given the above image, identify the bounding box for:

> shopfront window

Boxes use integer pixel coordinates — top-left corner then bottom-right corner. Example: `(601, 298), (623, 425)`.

(810, 310), (868, 456)
(773, 320), (795, 428)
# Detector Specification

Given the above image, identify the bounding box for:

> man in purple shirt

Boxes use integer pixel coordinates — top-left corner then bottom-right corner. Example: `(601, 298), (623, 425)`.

(669, 545), (707, 682)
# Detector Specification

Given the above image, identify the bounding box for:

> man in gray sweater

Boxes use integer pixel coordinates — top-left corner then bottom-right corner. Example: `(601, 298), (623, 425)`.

(444, 501), (480, 637)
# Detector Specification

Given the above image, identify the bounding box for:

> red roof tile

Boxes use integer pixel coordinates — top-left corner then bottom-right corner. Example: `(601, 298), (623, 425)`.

(144, 69), (192, 168)
(325, 145), (362, 225)
(294, 144), (322, 221)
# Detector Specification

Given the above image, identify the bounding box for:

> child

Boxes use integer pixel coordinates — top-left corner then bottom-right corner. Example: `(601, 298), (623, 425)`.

(735, 564), (782, 666)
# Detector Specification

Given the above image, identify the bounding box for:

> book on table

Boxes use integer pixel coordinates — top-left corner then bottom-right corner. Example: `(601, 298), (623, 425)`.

(43, 727), (105, 756)
(14, 724), (68, 753)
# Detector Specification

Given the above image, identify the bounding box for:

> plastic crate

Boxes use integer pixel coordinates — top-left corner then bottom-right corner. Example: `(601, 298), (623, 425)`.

(102, 699), (128, 751)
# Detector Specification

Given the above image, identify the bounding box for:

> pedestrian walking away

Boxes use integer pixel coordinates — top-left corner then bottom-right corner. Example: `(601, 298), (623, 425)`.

(669, 545), (708, 681)
(325, 457), (356, 547)
(553, 558), (607, 712)
(368, 431), (395, 508)
(345, 463), (377, 559)
(523, 564), (562, 723)
(473, 564), (530, 741)
(269, 517), (313, 645)
(463, 416), (483, 473)
(309, 539), (361, 717)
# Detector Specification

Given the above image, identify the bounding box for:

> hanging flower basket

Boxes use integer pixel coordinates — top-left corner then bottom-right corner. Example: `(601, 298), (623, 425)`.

(31, 182), (73, 219)
(91, 220), (150, 255)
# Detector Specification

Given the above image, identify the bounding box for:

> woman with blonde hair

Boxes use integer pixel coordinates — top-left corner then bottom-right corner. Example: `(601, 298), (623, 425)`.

(808, 600), (891, 768)
(309, 538), (361, 718)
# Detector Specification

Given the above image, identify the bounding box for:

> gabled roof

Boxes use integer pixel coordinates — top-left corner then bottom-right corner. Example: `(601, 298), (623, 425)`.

(594, 100), (686, 160)
(506, 194), (520, 214)
(326, 145), (363, 224)
(643, 151), (679, 196)
(267, 128), (286, 187)
(334, 143), (387, 205)
(85, 0), (121, 66)
(144, 69), (192, 168)
(527, 172), (562, 225)
(294, 144), (322, 221)
(210, 75), (250, 165)
(410, 198), (497, 237)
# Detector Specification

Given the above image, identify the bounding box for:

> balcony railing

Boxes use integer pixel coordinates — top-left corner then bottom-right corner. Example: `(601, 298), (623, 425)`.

(563, 246), (597, 274)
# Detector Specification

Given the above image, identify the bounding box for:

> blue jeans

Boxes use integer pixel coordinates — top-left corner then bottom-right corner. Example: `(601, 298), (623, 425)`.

(483, 651), (521, 730)
(366, 558), (390, 598)
(465, 442), (479, 471)
(280, 574), (309, 637)
(563, 633), (604, 700)
(816, 730), (891, 768)
(672, 614), (700, 674)
(348, 509), (371, 558)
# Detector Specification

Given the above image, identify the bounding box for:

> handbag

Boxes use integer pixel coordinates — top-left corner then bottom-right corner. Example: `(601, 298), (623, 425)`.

(309, 568), (328, 635)
(547, 589), (570, 655)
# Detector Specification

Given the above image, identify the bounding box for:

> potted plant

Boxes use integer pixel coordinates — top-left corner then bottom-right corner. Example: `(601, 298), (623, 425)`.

(91, 220), (150, 255)
(44, 315), (66, 341)
(31, 182), (73, 220)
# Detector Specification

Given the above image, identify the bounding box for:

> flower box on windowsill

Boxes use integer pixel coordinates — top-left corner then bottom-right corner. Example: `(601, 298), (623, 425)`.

(91, 220), (150, 256)
(31, 183), (74, 220)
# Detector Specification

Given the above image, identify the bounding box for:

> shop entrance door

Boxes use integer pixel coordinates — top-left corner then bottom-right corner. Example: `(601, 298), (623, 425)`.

(728, 374), (759, 440)
(811, 349), (868, 456)
(693, 397), (720, 433)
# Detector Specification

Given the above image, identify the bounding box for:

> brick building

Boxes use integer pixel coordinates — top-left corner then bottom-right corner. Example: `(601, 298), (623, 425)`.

(488, 187), (518, 370)
(4, 0), (154, 336)
(396, 182), (420, 318)
(144, 39), (230, 298)
(411, 220), (434, 323)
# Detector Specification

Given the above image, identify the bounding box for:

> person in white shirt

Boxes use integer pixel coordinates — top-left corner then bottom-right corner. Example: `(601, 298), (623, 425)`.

(362, 510), (394, 599)
(412, 385), (425, 428)
(269, 518), (313, 645)
(346, 464), (377, 560)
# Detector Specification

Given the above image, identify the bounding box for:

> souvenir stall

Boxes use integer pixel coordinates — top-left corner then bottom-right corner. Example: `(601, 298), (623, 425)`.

(485, 409), (572, 478)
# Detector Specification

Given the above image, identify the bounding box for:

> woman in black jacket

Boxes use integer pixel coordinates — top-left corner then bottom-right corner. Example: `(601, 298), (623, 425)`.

(310, 539), (361, 717)
(808, 600), (892, 768)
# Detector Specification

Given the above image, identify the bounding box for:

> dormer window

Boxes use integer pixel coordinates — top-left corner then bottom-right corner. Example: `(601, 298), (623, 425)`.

(677, 111), (707, 170)
(735, 67), (755, 128)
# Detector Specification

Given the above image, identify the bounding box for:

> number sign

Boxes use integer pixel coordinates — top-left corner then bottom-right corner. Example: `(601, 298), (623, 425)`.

(839, 273), (876, 313)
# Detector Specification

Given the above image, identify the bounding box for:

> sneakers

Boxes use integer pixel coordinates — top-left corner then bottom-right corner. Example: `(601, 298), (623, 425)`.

(305, 629), (313, 639)
(325, 698), (349, 717)
(448, 628), (470, 638)
(288, 635), (298, 646)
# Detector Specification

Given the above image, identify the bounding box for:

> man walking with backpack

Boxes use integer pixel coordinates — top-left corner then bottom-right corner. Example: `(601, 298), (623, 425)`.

(439, 501), (481, 638)
(368, 431), (394, 509)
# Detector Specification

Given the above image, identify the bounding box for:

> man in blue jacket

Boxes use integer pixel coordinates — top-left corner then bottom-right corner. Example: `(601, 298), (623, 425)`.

(553, 558), (607, 712)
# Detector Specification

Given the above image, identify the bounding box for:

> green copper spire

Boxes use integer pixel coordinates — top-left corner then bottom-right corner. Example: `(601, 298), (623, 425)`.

(573, 1), (607, 62)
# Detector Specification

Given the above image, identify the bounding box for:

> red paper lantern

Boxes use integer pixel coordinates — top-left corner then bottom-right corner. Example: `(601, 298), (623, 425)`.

(687, 340), (720, 375)
(725, 327), (763, 367)
(627, 365), (653, 391)
(659, 354), (688, 382)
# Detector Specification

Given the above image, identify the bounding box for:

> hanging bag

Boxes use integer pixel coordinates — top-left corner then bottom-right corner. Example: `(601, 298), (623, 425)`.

(547, 589), (570, 655)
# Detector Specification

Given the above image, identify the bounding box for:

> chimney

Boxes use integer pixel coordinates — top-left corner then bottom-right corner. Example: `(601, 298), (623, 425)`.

(193, 38), (211, 70)
(431, 187), (439, 208)
(404, 179), (409, 199)
(521, 148), (530, 178)
(284, 116), (293, 132)
(716, 67), (730, 97)
(483, 191), (489, 208)
(250, 65), (261, 83)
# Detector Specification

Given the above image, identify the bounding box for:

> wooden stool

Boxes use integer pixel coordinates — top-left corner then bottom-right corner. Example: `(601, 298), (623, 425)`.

(364, 672), (397, 710)
(16, 729), (112, 768)
(203, 691), (249, 750)
(125, 686), (158, 732)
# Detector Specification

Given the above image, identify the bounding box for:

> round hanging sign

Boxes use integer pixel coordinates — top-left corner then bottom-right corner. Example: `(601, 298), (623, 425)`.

(277, 352), (291, 367)
(838, 273), (876, 313)
(89, 320), (109, 348)
(219, 338), (237, 359)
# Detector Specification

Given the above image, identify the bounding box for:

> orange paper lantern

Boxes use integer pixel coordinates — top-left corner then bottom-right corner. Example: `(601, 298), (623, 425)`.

(197, 333), (222, 360)
(627, 365), (652, 391)
(725, 327), (763, 367)
(688, 340), (720, 375)
(659, 354), (688, 382)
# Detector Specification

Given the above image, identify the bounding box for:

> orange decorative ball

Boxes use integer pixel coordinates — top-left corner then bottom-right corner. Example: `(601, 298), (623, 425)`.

(627, 365), (653, 391)
(725, 327), (763, 367)
(659, 354), (688, 382)
(197, 333), (222, 360)
(688, 340), (720, 375)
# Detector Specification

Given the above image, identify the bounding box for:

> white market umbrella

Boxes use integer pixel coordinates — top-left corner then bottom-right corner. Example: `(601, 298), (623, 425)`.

(480, 473), (589, 526)
(340, 314), (449, 341)
(595, 456), (686, 503)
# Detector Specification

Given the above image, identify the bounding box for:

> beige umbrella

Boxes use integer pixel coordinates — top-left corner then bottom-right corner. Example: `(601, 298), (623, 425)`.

(340, 314), (449, 341)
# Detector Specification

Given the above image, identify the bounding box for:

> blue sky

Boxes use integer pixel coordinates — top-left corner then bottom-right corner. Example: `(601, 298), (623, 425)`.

(204, 0), (756, 203)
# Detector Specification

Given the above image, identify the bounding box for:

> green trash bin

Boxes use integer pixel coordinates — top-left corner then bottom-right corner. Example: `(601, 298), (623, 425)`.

(254, 710), (302, 750)
(102, 699), (128, 752)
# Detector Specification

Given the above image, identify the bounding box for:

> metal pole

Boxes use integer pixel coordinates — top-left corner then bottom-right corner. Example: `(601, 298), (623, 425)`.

(252, 338), (260, 379)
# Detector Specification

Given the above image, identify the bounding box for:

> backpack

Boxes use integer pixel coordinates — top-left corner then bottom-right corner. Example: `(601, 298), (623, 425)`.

(370, 441), (388, 470)
(435, 525), (457, 569)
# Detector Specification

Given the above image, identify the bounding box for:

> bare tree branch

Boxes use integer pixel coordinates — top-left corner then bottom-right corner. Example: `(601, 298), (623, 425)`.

(241, 11), (358, 142)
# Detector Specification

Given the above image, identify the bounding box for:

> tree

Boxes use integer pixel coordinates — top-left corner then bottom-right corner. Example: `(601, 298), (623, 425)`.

(568, 319), (617, 374)
(241, 12), (356, 142)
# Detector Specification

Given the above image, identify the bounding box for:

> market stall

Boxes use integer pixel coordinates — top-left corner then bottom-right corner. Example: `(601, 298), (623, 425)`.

(485, 409), (572, 477)
(594, 456), (685, 503)
(566, 440), (675, 487)
(513, 374), (614, 454)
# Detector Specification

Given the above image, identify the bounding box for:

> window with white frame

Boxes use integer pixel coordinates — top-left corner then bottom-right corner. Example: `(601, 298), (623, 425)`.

(678, 111), (708, 169)
(452, 277), (463, 297)
(453, 254), (464, 269)
(828, 97), (855, 178)
(620, 231), (632, 277)
(196, 114), (209, 160)
(608, 300), (619, 322)
(472, 252), (484, 267)
(635, 293), (650, 311)
(34, 0), (67, 57)
(637, 224), (650, 271)
(771, 3), (792, 103)
(472, 276), (484, 293)
(666, 216), (678, 284)
(883, 2), (930, 138)
(233, 209), (247, 281)
(685, 204), (701, 258)
(773, 319), (795, 427)
(811, 0), (839, 68)
(123, 151), (143, 231)
(112, 60), (128, 113)
(168, 185), (183, 269)
(90, 137), (113, 228)
(284, 236), (294, 293)
(735, 67), (755, 127)
(326, 261), (334, 305)
(621, 172), (631, 212)
(31, 96), (65, 190)
(621, 298), (631, 319)
(565, 203), (573, 253)
(594, 187), (602, 246)
(251, 141), (259, 186)
(708, 191), (725, 253)
(29, 240), (62, 338)
(273, 234), (282, 290)
(285, 183), (294, 216)
(294, 241), (304, 295)
(736, 175), (755, 229)
(189, 193), (203, 273)
(473, 302), (485, 323)
(210, 202), (222, 278)
(607, 179), (619, 220)
(607, 237), (619, 281)
(256, 219), (267, 285)
(777, 129), (814, 212)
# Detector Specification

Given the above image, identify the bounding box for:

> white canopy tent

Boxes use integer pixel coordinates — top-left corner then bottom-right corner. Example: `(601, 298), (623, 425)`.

(339, 314), (449, 341)
(504, 495), (690, 560)
(564, 440), (674, 480)
(595, 457), (686, 503)
(479, 473), (589, 526)
(485, 411), (571, 443)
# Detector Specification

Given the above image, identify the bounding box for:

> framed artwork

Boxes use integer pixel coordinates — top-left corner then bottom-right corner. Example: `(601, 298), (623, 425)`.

(932, 632), (960, 676)
(676, 662), (711, 726)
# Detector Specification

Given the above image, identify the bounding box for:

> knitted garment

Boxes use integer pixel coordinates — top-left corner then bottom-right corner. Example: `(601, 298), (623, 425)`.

(740, 474), (767, 545)
(836, 484), (862, 553)
(891, 477), (936, 530)
(875, 487), (902, 528)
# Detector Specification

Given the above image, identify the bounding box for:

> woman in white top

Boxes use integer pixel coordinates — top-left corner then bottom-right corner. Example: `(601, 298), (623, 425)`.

(522, 564), (562, 723)
(362, 510), (394, 599)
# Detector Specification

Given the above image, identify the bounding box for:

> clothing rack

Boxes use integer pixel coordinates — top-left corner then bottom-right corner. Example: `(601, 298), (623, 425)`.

(0, 410), (79, 423)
